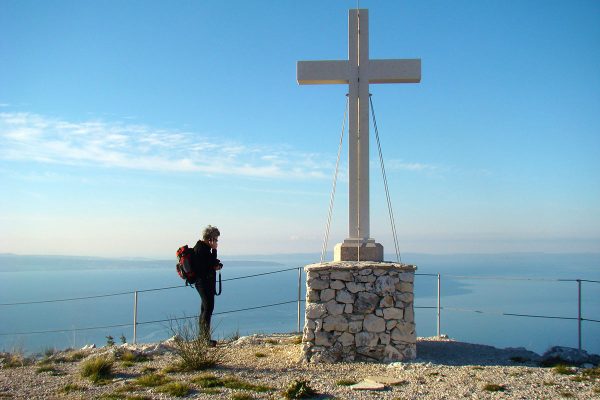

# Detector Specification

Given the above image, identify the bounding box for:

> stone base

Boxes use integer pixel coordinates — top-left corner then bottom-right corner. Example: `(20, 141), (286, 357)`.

(334, 239), (384, 262)
(302, 261), (417, 363)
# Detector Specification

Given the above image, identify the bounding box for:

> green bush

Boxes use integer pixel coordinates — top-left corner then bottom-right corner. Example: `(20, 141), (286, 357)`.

(335, 379), (357, 386)
(156, 382), (191, 397)
(134, 373), (171, 387)
(168, 318), (223, 371)
(282, 380), (317, 399)
(483, 383), (507, 392)
(192, 373), (272, 392)
(80, 356), (114, 383)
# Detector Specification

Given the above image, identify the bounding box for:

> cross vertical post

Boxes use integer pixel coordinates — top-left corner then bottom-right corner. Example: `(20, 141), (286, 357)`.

(297, 9), (421, 261)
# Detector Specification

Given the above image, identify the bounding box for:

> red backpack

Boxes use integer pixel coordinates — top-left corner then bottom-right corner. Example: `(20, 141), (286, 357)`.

(176, 245), (196, 286)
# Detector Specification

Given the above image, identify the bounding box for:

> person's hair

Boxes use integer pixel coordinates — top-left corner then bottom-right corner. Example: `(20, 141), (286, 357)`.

(202, 225), (220, 242)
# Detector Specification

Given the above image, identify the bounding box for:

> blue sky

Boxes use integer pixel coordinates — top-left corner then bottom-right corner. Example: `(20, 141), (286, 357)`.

(1, 0), (599, 258)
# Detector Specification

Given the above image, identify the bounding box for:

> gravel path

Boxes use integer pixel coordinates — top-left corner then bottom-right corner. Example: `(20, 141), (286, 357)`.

(1, 334), (598, 399)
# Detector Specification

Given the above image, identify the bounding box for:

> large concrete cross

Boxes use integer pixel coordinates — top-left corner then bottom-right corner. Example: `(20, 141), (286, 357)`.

(297, 9), (421, 261)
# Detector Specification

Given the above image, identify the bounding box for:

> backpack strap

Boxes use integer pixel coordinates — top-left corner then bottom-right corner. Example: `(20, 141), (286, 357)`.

(215, 272), (222, 296)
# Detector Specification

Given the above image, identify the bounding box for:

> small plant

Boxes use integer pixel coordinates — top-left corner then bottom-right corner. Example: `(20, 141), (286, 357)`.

(120, 334), (127, 344)
(226, 327), (241, 342)
(559, 391), (575, 398)
(291, 335), (303, 345)
(483, 383), (507, 392)
(254, 352), (267, 358)
(36, 365), (64, 375)
(191, 373), (272, 392)
(106, 335), (115, 347)
(156, 382), (191, 397)
(336, 379), (357, 386)
(0, 350), (33, 368)
(266, 338), (279, 345)
(64, 350), (87, 362)
(167, 317), (223, 371)
(582, 366), (600, 379)
(553, 364), (577, 375)
(282, 380), (317, 399)
(80, 356), (114, 383)
(134, 373), (171, 387)
(61, 383), (86, 393)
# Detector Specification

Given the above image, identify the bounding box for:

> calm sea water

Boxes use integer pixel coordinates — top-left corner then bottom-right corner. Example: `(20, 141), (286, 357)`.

(1, 253), (598, 355)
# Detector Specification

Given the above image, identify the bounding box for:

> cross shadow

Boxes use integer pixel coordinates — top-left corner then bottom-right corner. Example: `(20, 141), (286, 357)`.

(414, 339), (542, 367)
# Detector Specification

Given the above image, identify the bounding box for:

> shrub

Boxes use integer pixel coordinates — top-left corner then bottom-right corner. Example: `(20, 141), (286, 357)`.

(36, 365), (64, 375)
(61, 383), (85, 393)
(336, 379), (357, 386)
(553, 364), (577, 375)
(134, 373), (171, 387)
(0, 351), (33, 368)
(254, 352), (267, 358)
(168, 318), (223, 371)
(483, 383), (507, 392)
(156, 382), (191, 397)
(282, 380), (317, 399)
(80, 356), (114, 383)
(192, 373), (272, 392)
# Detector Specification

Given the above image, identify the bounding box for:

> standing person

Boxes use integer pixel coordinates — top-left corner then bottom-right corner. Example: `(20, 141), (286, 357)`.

(192, 225), (222, 346)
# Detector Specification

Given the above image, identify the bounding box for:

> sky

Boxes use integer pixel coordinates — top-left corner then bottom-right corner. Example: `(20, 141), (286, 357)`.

(1, 0), (599, 258)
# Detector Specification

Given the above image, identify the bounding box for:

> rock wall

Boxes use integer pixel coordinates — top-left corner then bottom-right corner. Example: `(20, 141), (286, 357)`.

(302, 261), (417, 363)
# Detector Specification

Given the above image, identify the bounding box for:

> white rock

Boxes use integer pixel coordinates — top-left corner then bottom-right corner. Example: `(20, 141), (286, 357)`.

(330, 280), (345, 290)
(306, 303), (326, 319)
(320, 288), (335, 302)
(336, 289), (354, 304)
(323, 315), (348, 332)
(355, 331), (378, 347)
(383, 307), (403, 320)
(364, 314), (386, 333)
(325, 300), (345, 315)
(338, 332), (355, 346)
(330, 270), (353, 281)
(308, 278), (329, 290)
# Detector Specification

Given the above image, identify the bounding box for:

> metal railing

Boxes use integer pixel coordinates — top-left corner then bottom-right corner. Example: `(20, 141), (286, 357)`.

(1, 267), (598, 352)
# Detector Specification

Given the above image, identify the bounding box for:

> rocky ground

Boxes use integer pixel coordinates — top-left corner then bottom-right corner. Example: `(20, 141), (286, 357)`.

(1, 334), (599, 399)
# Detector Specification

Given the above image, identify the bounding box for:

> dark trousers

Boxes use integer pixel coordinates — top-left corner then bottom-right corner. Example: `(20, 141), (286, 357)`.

(195, 279), (215, 338)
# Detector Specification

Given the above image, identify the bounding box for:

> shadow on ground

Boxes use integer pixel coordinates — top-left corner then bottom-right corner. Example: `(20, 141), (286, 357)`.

(415, 339), (541, 367)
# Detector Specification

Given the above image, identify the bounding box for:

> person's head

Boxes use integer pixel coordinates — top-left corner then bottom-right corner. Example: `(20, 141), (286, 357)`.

(202, 225), (220, 248)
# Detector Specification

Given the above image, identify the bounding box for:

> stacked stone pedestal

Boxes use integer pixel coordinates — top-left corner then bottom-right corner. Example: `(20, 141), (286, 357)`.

(302, 261), (417, 363)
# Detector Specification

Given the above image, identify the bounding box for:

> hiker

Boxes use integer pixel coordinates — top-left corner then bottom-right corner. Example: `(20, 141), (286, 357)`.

(192, 225), (223, 346)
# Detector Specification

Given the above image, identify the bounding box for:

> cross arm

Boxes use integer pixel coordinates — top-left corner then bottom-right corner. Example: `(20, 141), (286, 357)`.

(297, 60), (350, 85)
(368, 59), (421, 83)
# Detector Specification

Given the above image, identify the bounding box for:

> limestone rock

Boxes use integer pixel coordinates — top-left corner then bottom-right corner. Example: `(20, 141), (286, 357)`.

(325, 300), (345, 315)
(320, 288), (335, 302)
(375, 275), (396, 295)
(330, 270), (353, 281)
(356, 332), (378, 347)
(338, 332), (355, 346)
(315, 331), (332, 346)
(308, 278), (329, 290)
(383, 307), (403, 320)
(306, 303), (326, 319)
(363, 314), (385, 333)
(346, 281), (365, 293)
(330, 279), (345, 290)
(323, 315), (348, 332)
(336, 289), (354, 304)
(355, 292), (379, 313)
(350, 380), (385, 391)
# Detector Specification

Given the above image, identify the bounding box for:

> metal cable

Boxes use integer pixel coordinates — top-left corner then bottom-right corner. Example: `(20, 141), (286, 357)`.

(0, 299), (303, 336)
(369, 95), (402, 263)
(320, 96), (349, 263)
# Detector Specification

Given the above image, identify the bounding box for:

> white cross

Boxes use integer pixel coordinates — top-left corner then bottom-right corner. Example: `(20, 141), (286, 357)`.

(297, 9), (421, 260)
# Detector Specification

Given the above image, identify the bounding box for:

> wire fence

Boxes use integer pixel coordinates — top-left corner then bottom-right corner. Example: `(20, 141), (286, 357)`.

(1, 267), (598, 352)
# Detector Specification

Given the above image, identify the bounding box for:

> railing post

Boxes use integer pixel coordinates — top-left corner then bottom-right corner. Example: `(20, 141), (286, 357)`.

(133, 290), (138, 345)
(297, 267), (302, 334)
(437, 273), (441, 337)
(577, 279), (581, 351)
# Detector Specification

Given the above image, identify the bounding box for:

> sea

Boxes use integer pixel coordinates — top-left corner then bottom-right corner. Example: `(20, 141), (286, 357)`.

(1, 252), (599, 356)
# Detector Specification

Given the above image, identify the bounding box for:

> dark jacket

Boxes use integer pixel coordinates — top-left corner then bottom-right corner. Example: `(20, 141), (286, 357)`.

(192, 240), (219, 283)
